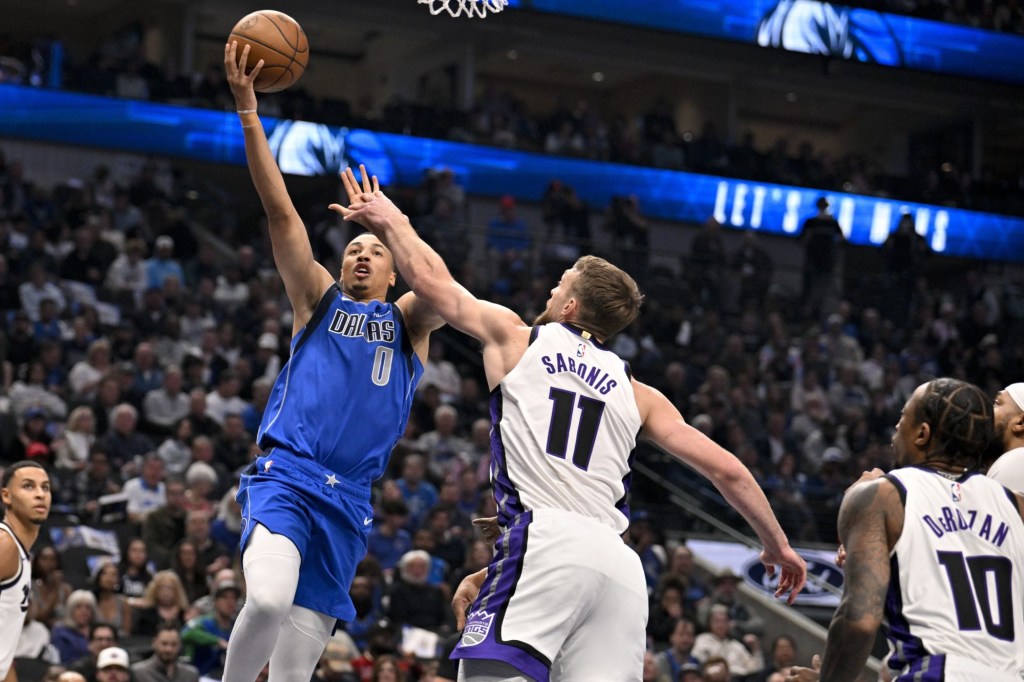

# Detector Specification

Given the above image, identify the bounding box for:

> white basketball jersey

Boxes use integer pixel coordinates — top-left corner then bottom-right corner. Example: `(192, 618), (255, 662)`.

(885, 467), (1024, 679)
(490, 323), (642, 534)
(0, 521), (32, 678)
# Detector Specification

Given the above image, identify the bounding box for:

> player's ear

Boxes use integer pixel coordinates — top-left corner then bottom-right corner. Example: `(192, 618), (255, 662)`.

(1012, 411), (1024, 435)
(914, 422), (931, 449)
(388, 270), (397, 287)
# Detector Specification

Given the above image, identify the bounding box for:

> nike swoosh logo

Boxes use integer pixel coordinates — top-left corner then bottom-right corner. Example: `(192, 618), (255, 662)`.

(363, 517), (373, 525)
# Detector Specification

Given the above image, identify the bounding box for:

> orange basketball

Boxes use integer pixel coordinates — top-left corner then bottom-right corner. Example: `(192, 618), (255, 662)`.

(229, 10), (309, 93)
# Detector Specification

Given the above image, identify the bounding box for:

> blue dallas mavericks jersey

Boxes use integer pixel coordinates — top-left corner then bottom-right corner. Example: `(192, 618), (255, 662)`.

(257, 284), (424, 485)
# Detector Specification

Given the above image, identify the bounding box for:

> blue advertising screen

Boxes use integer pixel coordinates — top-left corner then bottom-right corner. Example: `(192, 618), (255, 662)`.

(511, 0), (1024, 87)
(2, 85), (1022, 262)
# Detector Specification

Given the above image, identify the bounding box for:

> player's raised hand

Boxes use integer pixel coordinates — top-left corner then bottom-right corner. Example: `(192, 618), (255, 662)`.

(337, 165), (380, 209)
(329, 167), (407, 232)
(760, 544), (807, 605)
(224, 41), (263, 109)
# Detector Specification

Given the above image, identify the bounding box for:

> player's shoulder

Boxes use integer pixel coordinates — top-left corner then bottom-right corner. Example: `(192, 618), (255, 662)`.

(0, 529), (22, 582)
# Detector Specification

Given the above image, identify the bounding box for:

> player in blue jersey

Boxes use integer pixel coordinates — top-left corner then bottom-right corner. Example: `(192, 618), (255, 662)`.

(335, 169), (806, 682)
(222, 44), (443, 682)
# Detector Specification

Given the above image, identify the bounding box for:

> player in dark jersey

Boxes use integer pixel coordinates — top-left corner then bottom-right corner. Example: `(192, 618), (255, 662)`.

(222, 43), (443, 682)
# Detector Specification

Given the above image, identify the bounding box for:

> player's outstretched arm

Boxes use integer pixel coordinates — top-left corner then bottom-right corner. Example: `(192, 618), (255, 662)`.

(332, 167), (521, 347)
(811, 479), (894, 682)
(224, 41), (334, 332)
(634, 380), (806, 603)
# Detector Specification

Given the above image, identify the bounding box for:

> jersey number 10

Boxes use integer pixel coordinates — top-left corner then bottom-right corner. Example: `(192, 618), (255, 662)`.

(938, 550), (1014, 641)
(545, 388), (606, 471)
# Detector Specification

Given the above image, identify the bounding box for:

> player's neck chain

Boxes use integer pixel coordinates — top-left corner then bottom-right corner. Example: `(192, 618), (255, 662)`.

(932, 467), (967, 481)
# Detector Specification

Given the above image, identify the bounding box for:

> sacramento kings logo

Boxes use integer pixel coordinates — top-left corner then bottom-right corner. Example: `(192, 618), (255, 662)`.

(460, 611), (495, 646)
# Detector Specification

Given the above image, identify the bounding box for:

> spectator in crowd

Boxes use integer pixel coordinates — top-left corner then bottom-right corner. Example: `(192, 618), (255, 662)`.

(67, 622), (117, 679)
(73, 448), (122, 521)
(131, 570), (192, 637)
(132, 624), (200, 682)
(182, 510), (230, 577)
(54, 407), (98, 473)
(90, 561), (132, 637)
(156, 418), (194, 477)
(181, 576), (240, 676)
(143, 365), (190, 437)
(30, 546), (75, 630)
(647, 580), (690, 647)
(485, 195), (531, 295)
(97, 403), (154, 473)
(18, 262), (67, 322)
(800, 197), (845, 322)
(654, 618), (699, 682)
(697, 569), (765, 638)
(386, 550), (452, 634)
(50, 590), (99, 665)
(105, 238), (149, 307)
(146, 235), (185, 290)
(692, 604), (765, 679)
(343, 575), (386, 654)
(367, 498), (413, 573)
(756, 634), (797, 682)
(94, 646), (131, 682)
(657, 544), (710, 616)
(141, 477), (187, 568)
(118, 538), (154, 599)
(122, 453), (166, 523)
(171, 540), (208, 604)
(68, 340), (113, 402)
(203, 370), (248, 427)
(396, 454), (438, 531)
(416, 405), (470, 483)
(418, 343), (461, 404)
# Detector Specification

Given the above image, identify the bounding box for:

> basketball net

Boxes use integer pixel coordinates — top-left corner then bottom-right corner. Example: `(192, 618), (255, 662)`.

(418, 0), (507, 18)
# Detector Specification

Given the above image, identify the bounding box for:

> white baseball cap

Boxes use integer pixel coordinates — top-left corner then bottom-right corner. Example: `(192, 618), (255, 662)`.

(97, 647), (130, 670)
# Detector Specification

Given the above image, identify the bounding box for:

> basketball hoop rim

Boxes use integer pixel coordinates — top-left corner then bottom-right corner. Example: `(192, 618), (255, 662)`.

(417, 0), (508, 18)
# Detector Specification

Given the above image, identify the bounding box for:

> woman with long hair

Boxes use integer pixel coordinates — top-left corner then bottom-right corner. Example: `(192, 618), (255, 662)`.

(50, 589), (97, 663)
(119, 538), (155, 599)
(90, 559), (132, 636)
(131, 569), (192, 637)
(29, 545), (74, 629)
(171, 539), (209, 603)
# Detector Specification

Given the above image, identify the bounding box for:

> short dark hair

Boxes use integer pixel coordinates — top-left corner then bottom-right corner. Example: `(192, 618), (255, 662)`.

(154, 622), (181, 639)
(569, 256), (643, 341)
(89, 622), (117, 642)
(2, 460), (46, 489)
(914, 378), (993, 470)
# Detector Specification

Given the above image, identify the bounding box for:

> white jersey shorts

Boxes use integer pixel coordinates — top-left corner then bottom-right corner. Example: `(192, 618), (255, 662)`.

(453, 507), (648, 682)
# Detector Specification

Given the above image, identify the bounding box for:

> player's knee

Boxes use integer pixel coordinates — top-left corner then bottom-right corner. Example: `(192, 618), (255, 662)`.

(244, 582), (293, 622)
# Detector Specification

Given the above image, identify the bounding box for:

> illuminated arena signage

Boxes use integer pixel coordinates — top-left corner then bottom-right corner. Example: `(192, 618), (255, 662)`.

(509, 0), (1024, 87)
(1, 85), (1022, 262)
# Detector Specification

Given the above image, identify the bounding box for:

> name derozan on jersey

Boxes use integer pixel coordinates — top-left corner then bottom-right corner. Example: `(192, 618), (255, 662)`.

(922, 506), (1011, 547)
(540, 353), (618, 395)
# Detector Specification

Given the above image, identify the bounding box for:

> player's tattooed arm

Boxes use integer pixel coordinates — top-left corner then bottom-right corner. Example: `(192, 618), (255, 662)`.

(818, 480), (895, 682)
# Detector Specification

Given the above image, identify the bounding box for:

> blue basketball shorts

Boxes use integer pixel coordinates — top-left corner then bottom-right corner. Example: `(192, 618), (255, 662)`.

(237, 448), (374, 623)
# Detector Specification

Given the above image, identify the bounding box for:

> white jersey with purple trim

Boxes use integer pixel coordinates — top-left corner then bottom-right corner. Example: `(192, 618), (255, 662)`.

(0, 521), (32, 679)
(490, 322), (642, 534)
(884, 467), (1024, 681)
